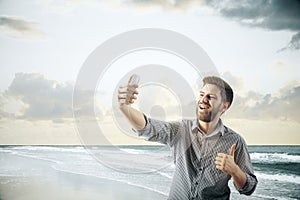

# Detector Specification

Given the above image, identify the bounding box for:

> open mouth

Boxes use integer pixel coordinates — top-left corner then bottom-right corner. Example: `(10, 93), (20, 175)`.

(199, 104), (210, 110)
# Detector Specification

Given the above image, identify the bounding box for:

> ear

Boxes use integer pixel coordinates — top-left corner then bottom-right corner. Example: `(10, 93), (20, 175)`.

(221, 102), (230, 114)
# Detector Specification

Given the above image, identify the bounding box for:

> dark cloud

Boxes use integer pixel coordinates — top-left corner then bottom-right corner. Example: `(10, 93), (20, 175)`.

(6, 73), (73, 119)
(1, 73), (103, 120)
(227, 84), (300, 122)
(205, 0), (300, 51)
(0, 16), (45, 39)
(120, 0), (300, 50)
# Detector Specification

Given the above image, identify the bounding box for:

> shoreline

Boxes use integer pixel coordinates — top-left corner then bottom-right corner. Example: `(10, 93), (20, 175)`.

(1, 144), (299, 146)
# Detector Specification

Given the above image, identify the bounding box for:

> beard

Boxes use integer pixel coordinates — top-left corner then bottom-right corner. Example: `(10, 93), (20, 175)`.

(196, 103), (221, 123)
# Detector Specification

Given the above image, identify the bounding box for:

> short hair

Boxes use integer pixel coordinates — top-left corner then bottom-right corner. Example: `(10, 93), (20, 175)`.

(202, 76), (234, 108)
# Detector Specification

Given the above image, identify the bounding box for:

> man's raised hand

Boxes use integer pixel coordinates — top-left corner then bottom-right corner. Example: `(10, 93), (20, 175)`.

(215, 144), (238, 176)
(118, 74), (139, 107)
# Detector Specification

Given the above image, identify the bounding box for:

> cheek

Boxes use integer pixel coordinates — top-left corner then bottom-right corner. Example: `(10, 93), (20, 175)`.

(217, 102), (226, 112)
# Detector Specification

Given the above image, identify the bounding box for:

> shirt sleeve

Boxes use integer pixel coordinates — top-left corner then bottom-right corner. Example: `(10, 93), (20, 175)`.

(234, 137), (258, 195)
(132, 114), (182, 147)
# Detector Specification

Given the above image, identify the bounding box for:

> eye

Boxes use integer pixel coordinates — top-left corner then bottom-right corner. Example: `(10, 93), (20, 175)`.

(208, 95), (216, 100)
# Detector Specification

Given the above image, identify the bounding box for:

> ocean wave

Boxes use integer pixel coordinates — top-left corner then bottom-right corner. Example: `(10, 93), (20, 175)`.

(157, 172), (173, 179)
(119, 148), (150, 154)
(250, 152), (300, 163)
(256, 172), (300, 184)
(245, 193), (297, 200)
(8, 146), (86, 153)
(12, 151), (63, 165)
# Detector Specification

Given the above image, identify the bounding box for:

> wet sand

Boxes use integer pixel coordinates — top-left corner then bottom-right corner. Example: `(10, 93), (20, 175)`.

(0, 174), (167, 200)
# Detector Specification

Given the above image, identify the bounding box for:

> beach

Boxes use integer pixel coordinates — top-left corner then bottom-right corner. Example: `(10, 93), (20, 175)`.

(0, 145), (299, 200)
(0, 175), (166, 200)
(0, 152), (166, 200)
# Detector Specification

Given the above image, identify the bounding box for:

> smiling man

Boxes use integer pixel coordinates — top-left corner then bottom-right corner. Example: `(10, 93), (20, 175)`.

(118, 76), (257, 200)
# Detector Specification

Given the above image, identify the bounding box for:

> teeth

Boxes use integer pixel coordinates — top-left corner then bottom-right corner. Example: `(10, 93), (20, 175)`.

(199, 105), (208, 109)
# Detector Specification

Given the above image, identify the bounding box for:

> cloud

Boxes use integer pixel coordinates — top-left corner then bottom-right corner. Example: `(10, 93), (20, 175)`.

(281, 32), (300, 51)
(0, 73), (105, 120)
(5, 73), (73, 119)
(2, 73), (299, 124)
(113, 0), (300, 51)
(221, 71), (244, 92)
(204, 0), (300, 51)
(227, 82), (300, 123)
(0, 16), (46, 40)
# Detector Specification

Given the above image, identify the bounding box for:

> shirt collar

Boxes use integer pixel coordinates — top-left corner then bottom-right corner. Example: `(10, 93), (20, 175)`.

(192, 119), (225, 137)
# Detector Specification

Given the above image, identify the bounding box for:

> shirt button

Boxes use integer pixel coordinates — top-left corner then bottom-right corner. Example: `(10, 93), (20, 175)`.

(195, 182), (198, 185)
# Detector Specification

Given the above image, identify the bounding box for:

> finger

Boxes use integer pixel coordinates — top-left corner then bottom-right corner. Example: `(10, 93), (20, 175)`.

(230, 144), (236, 157)
(128, 75), (133, 84)
(128, 74), (140, 85)
(118, 87), (129, 93)
(215, 160), (223, 166)
(127, 85), (137, 94)
(216, 165), (222, 170)
(216, 163), (224, 170)
(217, 153), (226, 158)
(119, 85), (138, 93)
(131, 95), (137, 100)
(133, 89), (139, 95)
(129, 99), (135, 104)
(215, 156), (224, 162)
(119, 99), (126, 104)
(118, 94), (127, 99)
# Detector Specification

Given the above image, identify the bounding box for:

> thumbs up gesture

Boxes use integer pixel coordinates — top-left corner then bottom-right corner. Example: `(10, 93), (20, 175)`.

(215, 144), (238, 176)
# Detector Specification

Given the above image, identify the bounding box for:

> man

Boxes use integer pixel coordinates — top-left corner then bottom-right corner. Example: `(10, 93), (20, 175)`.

(118, 76), (257, 199)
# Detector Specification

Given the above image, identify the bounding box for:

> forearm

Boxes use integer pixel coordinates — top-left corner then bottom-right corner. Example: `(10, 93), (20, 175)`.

(119, 104), (146, 130)
(232, 165), (247, 190)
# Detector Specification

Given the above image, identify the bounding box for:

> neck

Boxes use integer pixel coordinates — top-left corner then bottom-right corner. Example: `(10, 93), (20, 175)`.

(198, 118), (220, 135)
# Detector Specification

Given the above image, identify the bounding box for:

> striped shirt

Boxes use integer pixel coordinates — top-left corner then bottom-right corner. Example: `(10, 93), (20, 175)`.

(133, 116), (257, 200)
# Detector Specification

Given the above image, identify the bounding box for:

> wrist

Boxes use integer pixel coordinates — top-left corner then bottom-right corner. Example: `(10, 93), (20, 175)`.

(119, 103), (131, 110)
(230, 163), (240, 177)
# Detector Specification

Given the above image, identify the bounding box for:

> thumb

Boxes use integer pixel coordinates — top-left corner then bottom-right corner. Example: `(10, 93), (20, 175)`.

(128, 74), (140, 85)
(230, 144), (236, 157)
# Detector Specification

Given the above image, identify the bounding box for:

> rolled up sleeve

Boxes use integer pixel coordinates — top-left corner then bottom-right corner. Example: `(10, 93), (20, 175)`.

(234, 138), (258, 195)
(237, 173), (258, 195)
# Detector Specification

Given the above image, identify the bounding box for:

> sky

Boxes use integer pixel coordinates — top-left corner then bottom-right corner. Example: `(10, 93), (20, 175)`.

(0, 0), (299, 145)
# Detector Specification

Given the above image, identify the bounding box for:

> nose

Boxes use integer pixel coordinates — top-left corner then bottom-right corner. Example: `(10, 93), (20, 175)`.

(198, 95), (208, 104)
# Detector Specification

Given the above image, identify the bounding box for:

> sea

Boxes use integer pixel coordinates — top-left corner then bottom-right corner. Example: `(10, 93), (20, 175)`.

(0, 145), (299, 200)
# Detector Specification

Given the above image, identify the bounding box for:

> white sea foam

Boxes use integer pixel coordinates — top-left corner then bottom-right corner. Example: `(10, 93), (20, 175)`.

(12, 151), (62, 165)
(10, 146), (86, 153)
(157, 172), (173, 179)
(0, 149), (14, 154)
(119, 148), (149, 154)
(256, 172), (300, 184)
(250, 152), (300, 163)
